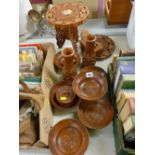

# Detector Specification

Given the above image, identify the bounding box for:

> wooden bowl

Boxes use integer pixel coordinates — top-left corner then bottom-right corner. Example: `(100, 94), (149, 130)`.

(49, 81), (79, 109)
(72, 70), (108, 101)
(77, 99), (114, 129)
(48, 119), (89, 155)
(55, 85), (75, 104)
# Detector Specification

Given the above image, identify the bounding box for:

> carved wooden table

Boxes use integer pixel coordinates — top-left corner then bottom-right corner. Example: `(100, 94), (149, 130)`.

(46, 2), (89, 51)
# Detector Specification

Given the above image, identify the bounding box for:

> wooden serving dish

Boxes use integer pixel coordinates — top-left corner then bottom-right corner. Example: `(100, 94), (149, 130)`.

(49, 81), (79, 109)
(80, 29), (115, 60)
(77, 99), (114, 129)
(95, 34), (115, 60)
(72, 70), (108, 101)
(48, 119), (89, 155)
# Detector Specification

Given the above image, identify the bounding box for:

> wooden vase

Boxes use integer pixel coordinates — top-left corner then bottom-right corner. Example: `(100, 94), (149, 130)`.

(61, 48), (78, 80)
(82, 34), (96, 67)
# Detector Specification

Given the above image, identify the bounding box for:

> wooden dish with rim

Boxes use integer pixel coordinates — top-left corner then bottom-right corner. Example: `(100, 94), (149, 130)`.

(48, 119), (89, 155)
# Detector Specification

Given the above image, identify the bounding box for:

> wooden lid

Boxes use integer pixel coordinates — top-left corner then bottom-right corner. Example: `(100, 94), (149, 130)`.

(48, 119), (89, 155)
(46, 2), (89, 26)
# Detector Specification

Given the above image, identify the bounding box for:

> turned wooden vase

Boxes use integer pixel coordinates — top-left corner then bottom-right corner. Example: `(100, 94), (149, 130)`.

(61, 48), (78, 81)
(82, 34), (96, 67)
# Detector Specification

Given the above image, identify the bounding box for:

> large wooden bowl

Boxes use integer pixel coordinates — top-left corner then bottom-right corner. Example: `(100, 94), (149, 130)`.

(72, 70), (108, 101)
(77, 99), (114, 129)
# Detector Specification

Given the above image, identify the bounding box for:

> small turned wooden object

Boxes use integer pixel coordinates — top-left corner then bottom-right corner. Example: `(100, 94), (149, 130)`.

(61, 48), (78, 81)
(82, 34), (96, 67)
(46, 2), (89, 49)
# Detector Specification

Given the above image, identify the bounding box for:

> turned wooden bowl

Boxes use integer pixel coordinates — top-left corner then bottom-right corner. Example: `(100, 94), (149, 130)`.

(72, 70), (108, 101)
(77, 99), (114, 129)
(55, 85), (75, 104)
(49, 81), (79, 109)
(48, 119), (89, 155)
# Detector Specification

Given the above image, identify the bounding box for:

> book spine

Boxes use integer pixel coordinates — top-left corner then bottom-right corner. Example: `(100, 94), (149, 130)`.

(115, 57), (135, 74)
(118, 98), (135, 122)
(114, 64), (135, 96)
(112, 55), (135, 75)
(123, 115), (135, 135)
(116, 74), (135, 97)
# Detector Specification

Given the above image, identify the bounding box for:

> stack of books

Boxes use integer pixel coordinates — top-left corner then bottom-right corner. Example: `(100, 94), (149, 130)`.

(19, 43), (44, 89)
(108, 49), (135, 155)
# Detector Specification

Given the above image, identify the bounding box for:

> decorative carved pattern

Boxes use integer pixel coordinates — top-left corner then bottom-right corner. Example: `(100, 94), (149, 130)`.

(46, 2), (89, 49)
(82, 34), (96, 67)
(61, 48), (79, 81)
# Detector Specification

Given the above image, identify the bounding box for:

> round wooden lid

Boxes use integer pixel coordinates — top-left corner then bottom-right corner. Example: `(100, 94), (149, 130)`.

(46, 2), (89, 26)
(48, 119), (89, 155)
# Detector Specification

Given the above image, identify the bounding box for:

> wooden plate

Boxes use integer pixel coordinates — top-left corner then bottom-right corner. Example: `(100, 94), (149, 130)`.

(80, 34), (115, 60)
(80, 66), (108, 80)
(77, 99), (114, 129)
(48, 119), (89, 155)
(54, 52), (80, 69)
(72, 70), (108, 101)
(95, 34), (115, 60)
(49, 81), (79, 109)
